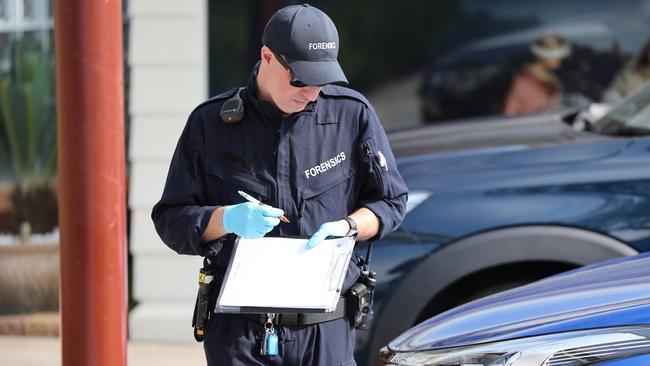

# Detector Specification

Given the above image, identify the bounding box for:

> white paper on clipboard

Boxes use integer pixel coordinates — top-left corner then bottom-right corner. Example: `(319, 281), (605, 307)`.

(215, 236), (355, 313)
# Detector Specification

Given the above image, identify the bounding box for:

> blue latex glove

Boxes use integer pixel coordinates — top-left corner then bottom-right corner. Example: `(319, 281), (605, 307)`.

(223, 202), (284, 239)
(306, 220), (349, 249)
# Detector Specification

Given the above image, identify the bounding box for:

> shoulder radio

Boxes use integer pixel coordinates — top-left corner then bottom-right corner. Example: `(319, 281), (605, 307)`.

(219, 87), (245, 124)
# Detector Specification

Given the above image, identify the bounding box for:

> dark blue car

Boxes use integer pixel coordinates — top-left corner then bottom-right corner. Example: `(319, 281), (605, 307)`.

(355, 83), (650, 365)
(380, 252), (650, 365)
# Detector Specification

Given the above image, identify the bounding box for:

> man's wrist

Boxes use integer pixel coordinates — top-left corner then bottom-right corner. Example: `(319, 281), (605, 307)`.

(222, 205), (233, 233)
(343, 216), (358, 237)
(201, 206), (229, 242)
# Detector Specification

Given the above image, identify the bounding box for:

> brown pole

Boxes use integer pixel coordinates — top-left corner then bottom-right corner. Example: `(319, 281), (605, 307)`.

(55, 1), (127, 365)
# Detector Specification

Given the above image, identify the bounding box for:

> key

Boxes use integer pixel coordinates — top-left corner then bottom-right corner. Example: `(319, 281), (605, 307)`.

(260, 329), (269, 356)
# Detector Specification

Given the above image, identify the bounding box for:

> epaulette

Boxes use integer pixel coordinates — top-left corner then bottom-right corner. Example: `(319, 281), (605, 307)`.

(192, 87), (241, 112)
(321, 85), (372, 109)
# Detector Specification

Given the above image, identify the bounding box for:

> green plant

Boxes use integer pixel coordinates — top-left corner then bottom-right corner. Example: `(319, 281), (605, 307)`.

(0, 38), (58, 234)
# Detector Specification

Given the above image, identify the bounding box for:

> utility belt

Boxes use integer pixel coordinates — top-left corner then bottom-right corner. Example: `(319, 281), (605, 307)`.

(234, 296), (348, 326)
(192, 241), (376, 342)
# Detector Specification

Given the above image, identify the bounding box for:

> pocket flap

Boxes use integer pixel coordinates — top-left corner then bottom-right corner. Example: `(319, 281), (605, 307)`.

(301, 159), (355, 200)
(316, 119), (339, 125)
(206, 159), (270, 198)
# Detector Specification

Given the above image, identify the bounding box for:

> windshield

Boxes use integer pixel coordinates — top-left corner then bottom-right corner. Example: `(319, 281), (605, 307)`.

(593, 82), (650, 136)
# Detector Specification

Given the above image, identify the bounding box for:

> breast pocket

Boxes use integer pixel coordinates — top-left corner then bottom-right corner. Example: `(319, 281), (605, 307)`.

(205, 158), (271, 205)
(298, 159), (357, 235)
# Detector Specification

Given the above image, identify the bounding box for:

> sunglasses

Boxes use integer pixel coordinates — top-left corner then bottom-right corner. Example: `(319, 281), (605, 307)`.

(272, 52), (309, 88)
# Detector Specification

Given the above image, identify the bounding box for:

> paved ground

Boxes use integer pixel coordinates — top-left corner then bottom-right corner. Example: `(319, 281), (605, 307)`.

(1, 336), (206, 366)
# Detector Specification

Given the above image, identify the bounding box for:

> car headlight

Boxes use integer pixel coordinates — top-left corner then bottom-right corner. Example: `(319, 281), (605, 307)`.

(404, 190), (433, 215)
(380, 326), (650, 366)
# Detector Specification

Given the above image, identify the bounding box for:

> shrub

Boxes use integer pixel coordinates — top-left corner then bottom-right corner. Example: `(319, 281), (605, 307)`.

(0, 38), (57, 234)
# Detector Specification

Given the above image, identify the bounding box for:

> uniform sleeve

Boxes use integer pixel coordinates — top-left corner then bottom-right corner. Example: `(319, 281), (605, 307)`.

(151, 112), (218, 256)
(357, 105), (408, 241)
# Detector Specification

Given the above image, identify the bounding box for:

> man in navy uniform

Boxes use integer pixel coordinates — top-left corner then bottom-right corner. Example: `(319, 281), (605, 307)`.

(152, 4), (407, 365)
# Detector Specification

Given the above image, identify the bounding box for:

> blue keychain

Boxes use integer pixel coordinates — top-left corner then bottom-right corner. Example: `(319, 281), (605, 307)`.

(266, 329), (278, 356)
(261, 313), (279, 357)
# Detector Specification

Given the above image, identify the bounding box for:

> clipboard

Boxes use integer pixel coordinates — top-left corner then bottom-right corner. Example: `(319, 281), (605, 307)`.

(215, 236), (355, 314)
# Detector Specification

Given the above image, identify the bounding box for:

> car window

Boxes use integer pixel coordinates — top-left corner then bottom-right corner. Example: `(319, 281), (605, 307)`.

(628, 105), (650, 128)
(596, 83), (650, 129)
(421, 0), (650, 123)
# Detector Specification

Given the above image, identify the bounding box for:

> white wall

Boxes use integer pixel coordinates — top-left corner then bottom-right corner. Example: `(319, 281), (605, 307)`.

(128, 0), (207, 341)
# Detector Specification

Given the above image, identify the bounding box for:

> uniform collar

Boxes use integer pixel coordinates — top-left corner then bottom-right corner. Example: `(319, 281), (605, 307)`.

(244, 62), (318, 121)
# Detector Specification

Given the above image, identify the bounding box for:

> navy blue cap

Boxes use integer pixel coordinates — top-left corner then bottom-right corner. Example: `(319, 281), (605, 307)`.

(262, 4), (348, 86)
